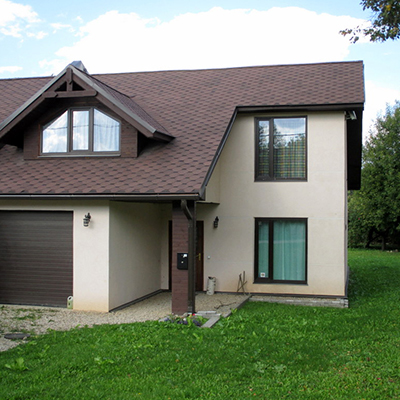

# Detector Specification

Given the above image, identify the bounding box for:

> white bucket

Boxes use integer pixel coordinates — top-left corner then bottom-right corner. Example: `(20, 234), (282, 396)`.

(67, 296), (73, 309)
(207, 277), (216, 295)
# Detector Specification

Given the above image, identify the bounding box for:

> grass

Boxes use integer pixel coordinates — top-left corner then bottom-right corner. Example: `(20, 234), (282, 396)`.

(0, 249), (400, 399)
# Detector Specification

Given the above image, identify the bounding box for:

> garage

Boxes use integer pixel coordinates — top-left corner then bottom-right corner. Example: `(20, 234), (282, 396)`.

(0, 211), (73, 307)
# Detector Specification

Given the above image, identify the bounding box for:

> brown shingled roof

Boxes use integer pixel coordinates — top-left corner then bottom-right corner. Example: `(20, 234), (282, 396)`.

(91, 76), (171, 138)
(0, 61), (364, 198)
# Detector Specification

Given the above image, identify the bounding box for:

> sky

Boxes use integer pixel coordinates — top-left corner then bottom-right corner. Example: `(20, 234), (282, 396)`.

(0, 0), (399, 138)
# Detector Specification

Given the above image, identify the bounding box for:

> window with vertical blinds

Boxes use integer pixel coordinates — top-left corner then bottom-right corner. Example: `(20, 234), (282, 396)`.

(256, 117), (306, 180)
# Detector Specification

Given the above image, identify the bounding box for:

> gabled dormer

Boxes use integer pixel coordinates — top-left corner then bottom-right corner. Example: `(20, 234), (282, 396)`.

(0, 61), (173, 160)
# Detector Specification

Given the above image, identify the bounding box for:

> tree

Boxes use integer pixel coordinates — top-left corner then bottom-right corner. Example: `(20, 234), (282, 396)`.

(348, 101), (400, 250)
(340, 0), (400, 42)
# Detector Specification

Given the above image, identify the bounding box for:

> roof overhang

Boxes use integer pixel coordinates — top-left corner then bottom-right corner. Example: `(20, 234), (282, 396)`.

(0, 193), (201, 202)
(236, 103), (364, 113)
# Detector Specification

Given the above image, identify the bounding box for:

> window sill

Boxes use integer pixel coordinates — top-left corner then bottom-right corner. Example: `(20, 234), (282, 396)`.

(253, 278), (308, 285)
(39, 153), (121, 158)
(255, 177), (307, 182)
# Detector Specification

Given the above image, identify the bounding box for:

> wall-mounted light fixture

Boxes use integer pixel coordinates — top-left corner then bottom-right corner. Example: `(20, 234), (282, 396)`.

(345, 111), (357, 120)
(83, 213), (91, 227)
(213, 216), (219, 228)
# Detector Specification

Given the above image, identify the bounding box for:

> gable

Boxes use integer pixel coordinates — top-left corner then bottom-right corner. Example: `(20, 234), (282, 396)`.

(0, 63), (173, 149)
(22, 99), (142, 159)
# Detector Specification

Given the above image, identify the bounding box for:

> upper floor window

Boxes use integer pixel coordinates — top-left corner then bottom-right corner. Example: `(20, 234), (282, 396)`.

(42, 108), (120, 155)
(255, 117), (306, 180)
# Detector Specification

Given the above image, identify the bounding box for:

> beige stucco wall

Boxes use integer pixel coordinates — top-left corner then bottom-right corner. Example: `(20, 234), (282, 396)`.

(198, 111), (348, 297)
(203, 161), (221, 204)
(0, 199), (111, 311)
(73, 202), (110, 311)
(108, 202), (165, 310)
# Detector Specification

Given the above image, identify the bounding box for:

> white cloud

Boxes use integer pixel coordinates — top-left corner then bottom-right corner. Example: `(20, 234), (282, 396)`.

(39, 58), (69, 75)
(27, 30), (47, 39)
(40, 7), (365, 75)
(51, 22), (74, 33)
(0, 0), (40, 38)
(0, 65), (22, 74)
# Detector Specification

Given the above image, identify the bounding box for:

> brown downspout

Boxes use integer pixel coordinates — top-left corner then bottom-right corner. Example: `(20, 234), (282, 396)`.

(180, 199), (196, 314)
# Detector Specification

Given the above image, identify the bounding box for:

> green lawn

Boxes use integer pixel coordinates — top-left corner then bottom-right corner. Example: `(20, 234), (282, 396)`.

(1, 249), (400, 399)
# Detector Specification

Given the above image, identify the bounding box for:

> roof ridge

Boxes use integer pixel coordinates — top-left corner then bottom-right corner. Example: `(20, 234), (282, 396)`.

(0, 75), (51, 83)
(92, 60), (364, 78)
(0, 60), (364, 83)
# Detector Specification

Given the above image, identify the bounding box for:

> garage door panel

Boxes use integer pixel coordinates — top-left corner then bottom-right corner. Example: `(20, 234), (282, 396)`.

(0, 270), (73, 280)
(0, 260), (72, 268)
(0, 211), (73, 307)
(1, 253), (73, 263)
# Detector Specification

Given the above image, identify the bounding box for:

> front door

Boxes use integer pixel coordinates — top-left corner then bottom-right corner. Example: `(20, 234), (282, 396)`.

(169, 220), (204, 291)
(195, 221), (204, 291)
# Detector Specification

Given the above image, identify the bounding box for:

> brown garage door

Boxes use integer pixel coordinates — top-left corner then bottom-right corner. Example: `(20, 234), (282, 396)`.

(0, 211), (73, 307)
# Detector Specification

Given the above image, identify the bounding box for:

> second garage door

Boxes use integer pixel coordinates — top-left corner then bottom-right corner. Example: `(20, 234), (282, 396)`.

(0, 211), (73, 307)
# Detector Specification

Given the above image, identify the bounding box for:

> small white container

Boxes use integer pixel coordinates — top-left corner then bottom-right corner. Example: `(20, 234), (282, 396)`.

(207, 277), (216, 295)
(67, 296), (73, 309)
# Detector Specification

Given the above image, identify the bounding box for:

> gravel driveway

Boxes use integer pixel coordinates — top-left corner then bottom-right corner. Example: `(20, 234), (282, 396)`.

(1, 292), (249, 352)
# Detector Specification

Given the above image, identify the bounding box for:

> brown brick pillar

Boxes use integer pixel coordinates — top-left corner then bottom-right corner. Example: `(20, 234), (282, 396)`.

(171, 201), (195, 315)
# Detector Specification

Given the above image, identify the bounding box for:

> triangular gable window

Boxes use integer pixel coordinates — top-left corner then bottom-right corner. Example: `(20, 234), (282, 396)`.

(42, 107), (120, 155)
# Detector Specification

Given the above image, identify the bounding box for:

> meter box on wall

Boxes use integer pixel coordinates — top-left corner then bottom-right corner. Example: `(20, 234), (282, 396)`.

(177, 253), (188, 270)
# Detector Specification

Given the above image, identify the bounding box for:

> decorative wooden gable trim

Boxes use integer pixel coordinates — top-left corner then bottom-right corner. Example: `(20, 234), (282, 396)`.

(42, 67), (97, 99)
(0, 62), (173, 147)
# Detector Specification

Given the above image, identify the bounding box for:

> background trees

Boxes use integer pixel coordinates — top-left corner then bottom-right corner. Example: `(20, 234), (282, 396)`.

(341, 0), (400, 42)
(344, 2), (400, 249)
(348, 102), (400, 249)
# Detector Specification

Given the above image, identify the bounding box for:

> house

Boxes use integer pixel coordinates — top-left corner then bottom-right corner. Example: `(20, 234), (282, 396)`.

(0, 61), (364, 313)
